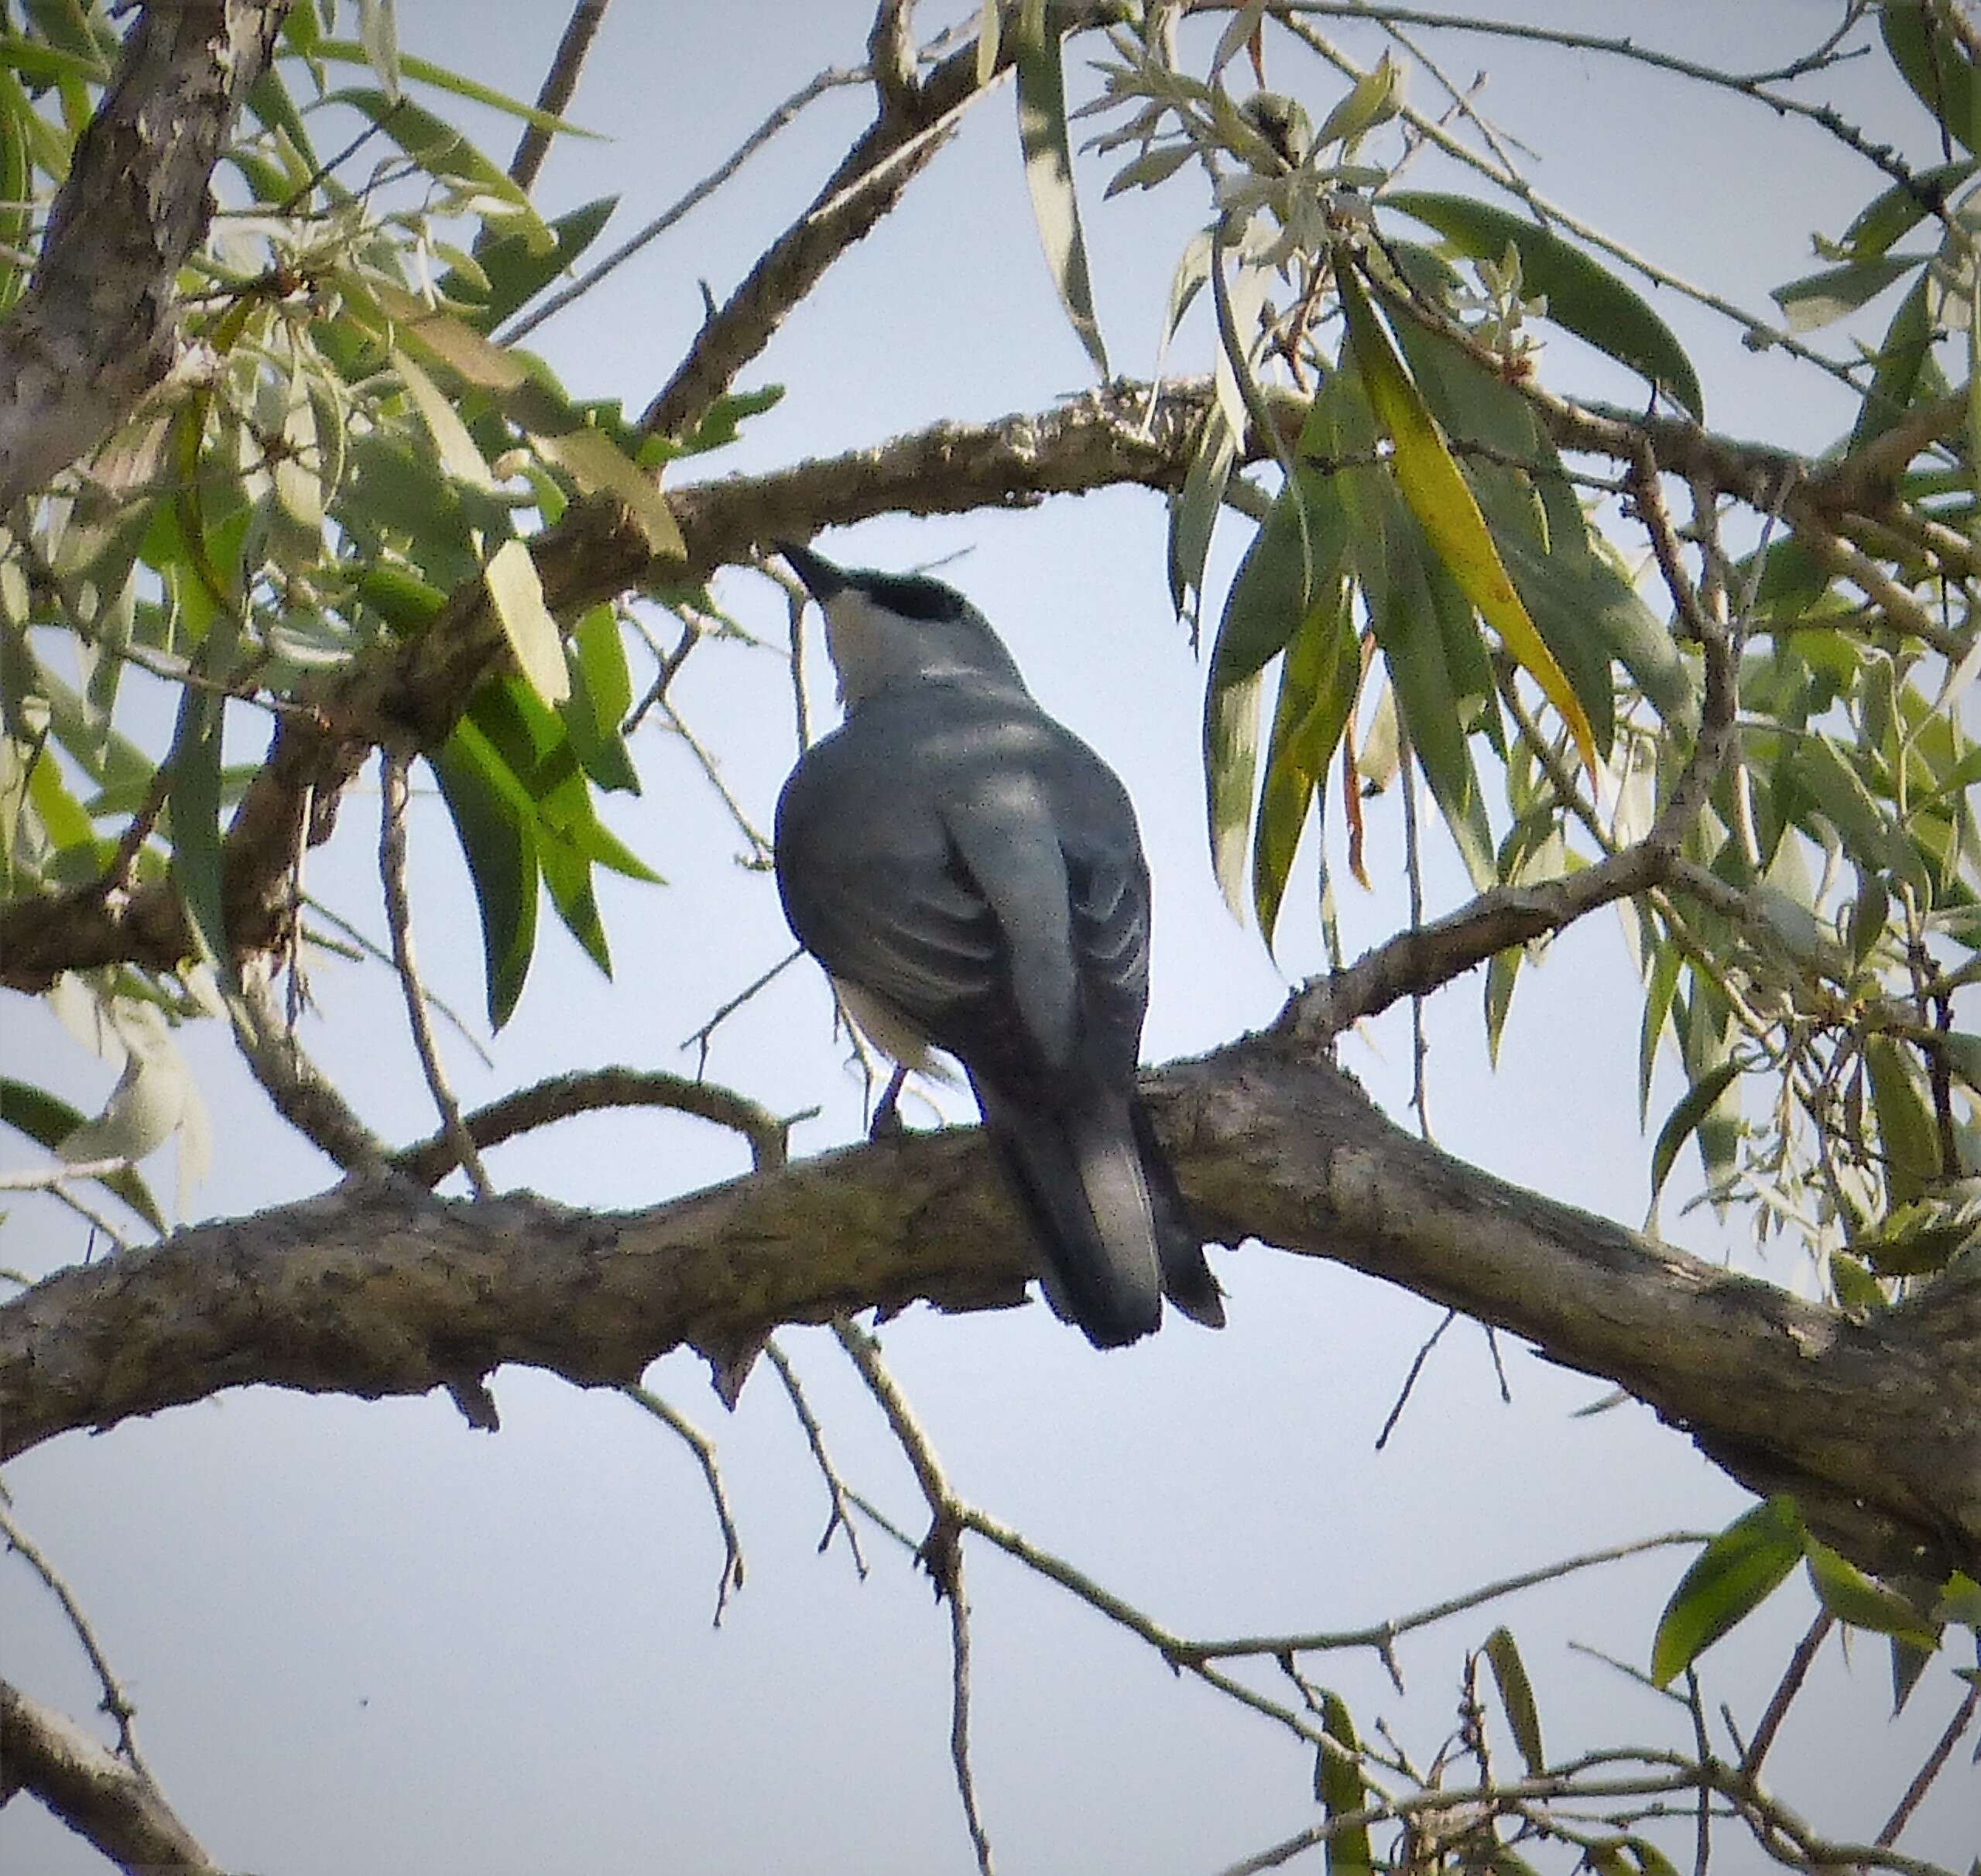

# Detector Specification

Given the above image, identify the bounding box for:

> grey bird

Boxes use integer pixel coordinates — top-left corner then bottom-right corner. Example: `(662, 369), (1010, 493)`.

(772, 540), (1224, 1349)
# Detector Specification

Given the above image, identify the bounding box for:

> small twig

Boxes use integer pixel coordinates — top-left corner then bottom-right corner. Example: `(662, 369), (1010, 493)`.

(1183, 1533), (1711, 1666)
(681, 945), (804, 1076)
(1374, 1307), (1455, 1450)
(0, 1504), (152, 1782)
(1875, 1669), (1981, 1849)
(501, 61), (870, 346)
(619, 1384), (746, 1624)
(508, 0), (612, 194)
(835, 1319), (995, 1874)
(300, 893), (496, 1068)
(379, 751), (493, 1197)
(1736, 1606), (1832, 1784)
(0, 1156), (143, 1193)
(763, 1337), (869, 1576)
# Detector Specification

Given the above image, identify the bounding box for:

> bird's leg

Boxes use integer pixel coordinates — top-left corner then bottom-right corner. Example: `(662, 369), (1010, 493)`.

(869, 1063), (910, 1141)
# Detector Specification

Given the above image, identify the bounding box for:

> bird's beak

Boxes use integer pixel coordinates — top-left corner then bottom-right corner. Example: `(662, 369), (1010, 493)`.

(774, 539), (847, 601)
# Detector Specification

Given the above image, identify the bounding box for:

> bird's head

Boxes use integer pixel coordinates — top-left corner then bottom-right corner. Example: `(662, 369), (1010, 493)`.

(776, 540), (1027, 708)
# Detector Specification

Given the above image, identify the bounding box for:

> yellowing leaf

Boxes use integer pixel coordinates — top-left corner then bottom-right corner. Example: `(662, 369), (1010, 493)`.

(1335, 259), (1598, 781)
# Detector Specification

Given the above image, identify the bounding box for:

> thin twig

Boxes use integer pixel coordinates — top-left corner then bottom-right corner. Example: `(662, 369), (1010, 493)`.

(0, 1504), (153, 1783)
(1738, 1610), (1833, 1784)
(620, 1384), (746, 1624)
(763, 1337), (869, 1576)
(681, 945), (804, 1076)
(1374, 1307), (1454, 1450)
(501, 63), (870, 346)
(379, 751), (492, 1197)
(835, 1318), (996, 1874)
(1876, 1670), (1981, 1849)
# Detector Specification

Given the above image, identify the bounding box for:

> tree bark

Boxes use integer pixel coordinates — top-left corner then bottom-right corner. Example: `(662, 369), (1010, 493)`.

(0, 1), (289, 512)
(4, 1027), (1975, 1586)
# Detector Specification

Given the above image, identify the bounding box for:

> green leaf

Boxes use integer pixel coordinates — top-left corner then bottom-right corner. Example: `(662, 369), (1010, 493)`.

(1771, 253), (1926, 332)
(1881, 2), (1981, 154)
(1013, 24), (1108, 379)
(366, 280), (685, 558)
(1865, 1035), (1942, 1207)
(315, 40), (608, 138)
(1383, 190), (1705, 418)
(327, 89), (537, 219)
(1649, 1055), (1743, 1209)
(1856, 1201), (1973, 1276)
(1638, 941), (1682, 1126)
(441, 195), (618, 332)
(1806, 1540), (1939, 1646)
(1481, 1625), (1544, 1776)
(1650, 1497), (1806, 1686)
(1170, 404), (1235, 622)
(560, 604), (639, 793)
(537, 828), (611, 979)
(430, 723), (539, 1030)
(0, 1078), (164, 1230)
(1891, 1632), (1937, 1715)
(1253, 583), (1358, 949)
(1314, 1689), (1373, 1876)
(1848, 275), (1943, 456)
(355, 563), (449, 636)
(1838, 159), (1977, 261)
(484, 537), (569, 707)
(1484, 945), (1520, 1068)
(1338, 261), (1598, 780)
(1828, 1249), (1887, 1311)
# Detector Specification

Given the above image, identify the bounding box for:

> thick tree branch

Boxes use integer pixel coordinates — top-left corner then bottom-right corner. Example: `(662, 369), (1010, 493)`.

(4, 1030), (1976, 1586)
(0, 377), (1252, 993)
(0, 1), (287, 509)
(0, 1679), (218, 1874)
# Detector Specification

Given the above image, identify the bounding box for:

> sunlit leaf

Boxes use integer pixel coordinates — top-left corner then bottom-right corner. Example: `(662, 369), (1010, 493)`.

(1205, 664), (1265, 920)
(1772, 253), (1925, 331)
(1383, 191), (1705, 418)
(484, 537), (569, 707)
(1014, 22), (1109, 378)
(1650, 1497), (1805, 1686)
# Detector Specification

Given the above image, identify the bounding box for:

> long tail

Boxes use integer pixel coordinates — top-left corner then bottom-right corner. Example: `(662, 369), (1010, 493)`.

(1129, 1092), (1225, 1329)
(980, 1085), (1165, 1349)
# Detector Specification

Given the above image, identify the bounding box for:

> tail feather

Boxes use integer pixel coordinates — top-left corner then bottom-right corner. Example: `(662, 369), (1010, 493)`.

(982, 1087), (1164, 1348)
(1130, 1094), (1225, 1329)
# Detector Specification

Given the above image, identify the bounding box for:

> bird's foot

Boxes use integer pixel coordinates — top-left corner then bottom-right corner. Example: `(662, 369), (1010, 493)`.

(869, 1065), (909, 1142)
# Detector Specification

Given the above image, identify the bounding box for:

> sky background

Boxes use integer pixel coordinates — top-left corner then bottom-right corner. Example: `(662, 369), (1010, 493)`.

(2, 2), (1976, 1871)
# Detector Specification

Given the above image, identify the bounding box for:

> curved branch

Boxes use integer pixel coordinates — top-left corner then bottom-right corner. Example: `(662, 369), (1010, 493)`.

(0, 0), (287, 509)
(3, 1028), (1976, 1586)
(0, 376), (1254, 993)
